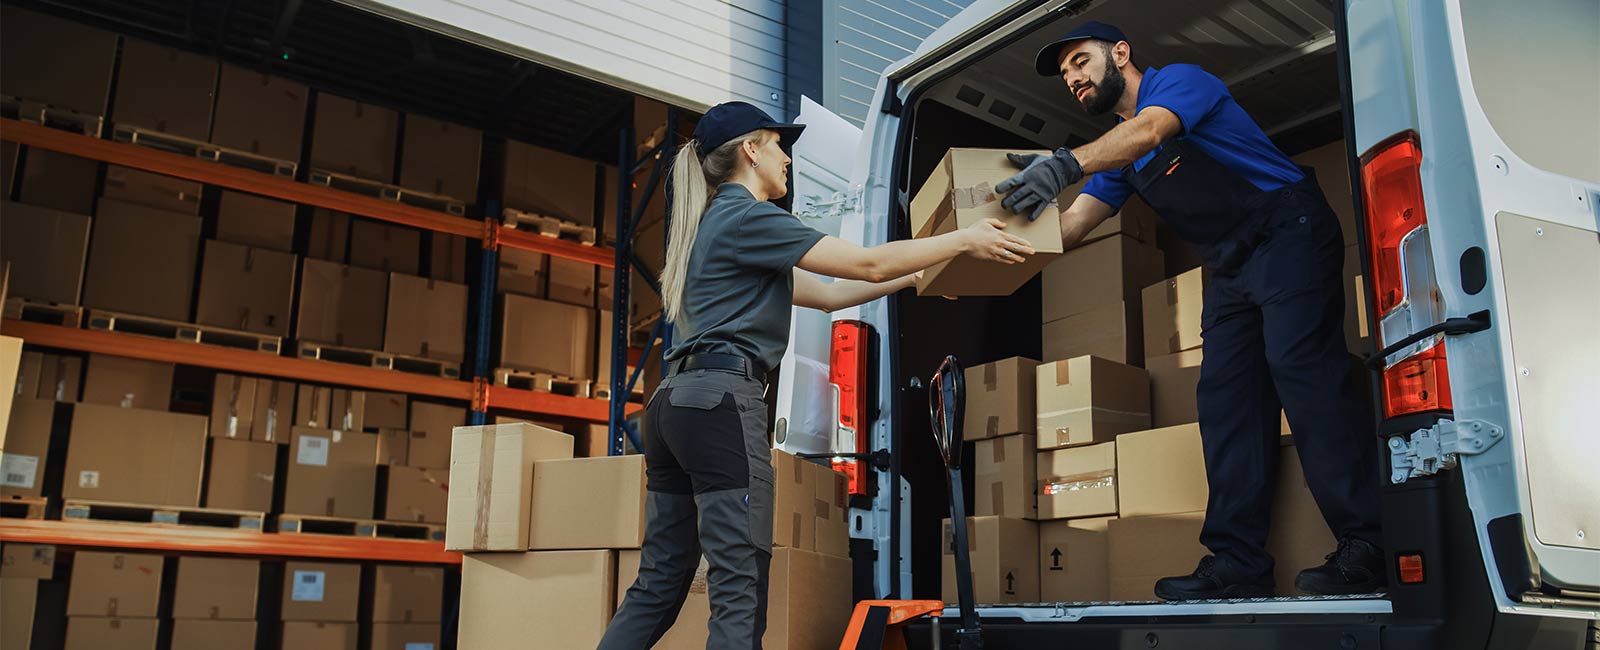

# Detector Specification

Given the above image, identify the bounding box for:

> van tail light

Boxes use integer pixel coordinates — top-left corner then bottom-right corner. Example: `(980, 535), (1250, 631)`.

(829, 320), (871, 495)
(1360, 131), (1452, 417)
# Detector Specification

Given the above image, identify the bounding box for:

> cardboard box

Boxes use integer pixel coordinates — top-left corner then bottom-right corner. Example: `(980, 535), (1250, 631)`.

(210, 373), (257, 439)
(24, 352), (82, 402)
(363, 392), (408, 431)
(349, 219), (421, 275)
(400, 113), (481, 202)
(503, 140), (597, 225)
(196, 240), (298, 336)
(814, 464), (852, 558)
(212, 64), (308, 163)
(206, 438), (277, 512)
(370, 623), (440, 650)
(0, 338), (21, 455)
(963, 357), (1038, 439)
(283, 427), (377, 518)
(81, 198), (201, 321)
(81, 353), (173, 410)
(578, 423), (611, 458)
(500, 293), (595, 379)
(376, 429), (409, 465)
(1, 399), (54, 498)
(910, 149), (1064, 296)
(310, 93), (398, 182)
(1142, 268), (1210, 357)
(296, 258), (388, 349)
(0, 5), (117, 115)
(941, 516), (1039, 604)
(1, 543), (55, 579)
(1269, 446), (1338, 595)
(372, 565), (443, 623)
(528, 455), (646, 550)
(766, 546), (855, 650)
(173, 557), (259, 619)
(384, 273), (467, 363)
(1115, 424), (1209, 518)
(251, 379), (296, 443)
(1075, 195), (1160, 249)
(280, 622), (357, 649)
(975, 434), (1037, 519)
(497, 247), (547, 298)
(306, 209), (351, 263)
(112, 38), (217, 140)
(294, 386), (366, 432)
(17, 149), (98, 214)
(171, 620), (257, 650)
(64, 617), (159, 650)
(1, 577), (37, 650)
(386, 466), (448, 524)
(1038, 516), (1113, 602)
(408, 402), (465, 469)
(429, 233), (469, 284)
(281, 561), (361, 622)
(102, 165), (203, 215)
(460, 551), (615, 649)
(615, 550), (709, 649)
(1344, 244), (1373, 354)
(1034, 356), (1150, 450)
(0, 201), (92, 304)
(1041, 301), (1141, 365)
(1107, 512), (1207, 600)
(1042, 235), (1165, 323)
(64, 403), (206, 507)
(772, 450), (815, 550)
(1147, 349), (1203, 427)
(1036, 441), (1117, 520)
(445, 422), (574, 551)
(67, 551), (163, 617)
(546, 257), (598, 307)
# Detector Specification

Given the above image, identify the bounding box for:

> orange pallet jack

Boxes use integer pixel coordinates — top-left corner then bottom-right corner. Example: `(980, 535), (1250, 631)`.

(840, 356), (984, 649)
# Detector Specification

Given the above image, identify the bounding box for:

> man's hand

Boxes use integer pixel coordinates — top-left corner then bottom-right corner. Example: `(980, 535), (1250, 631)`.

(995, 148), (1084, 222)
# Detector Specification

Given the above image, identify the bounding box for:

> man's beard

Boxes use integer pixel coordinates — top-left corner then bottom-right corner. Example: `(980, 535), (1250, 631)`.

(1079, 57), (1125, 116)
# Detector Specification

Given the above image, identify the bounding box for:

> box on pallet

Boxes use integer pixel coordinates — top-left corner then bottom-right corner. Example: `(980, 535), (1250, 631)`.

(1042, 234), (1164, 324)
(376, 429), (409, 465)
(503, 140), (598, 225)
(1039, 516), (1113, 602)
(81, 198), (201, 321)
(384, 273), (468, 363)
(370, 623), (440, 650)
(399, 113), (481, 202)
(171, 620), (257, 650)
(445, 422), (573, 551)
(113, 38), (217, 140)
(64, 403), (206, 507)
(408, 401), (465, 468)
(0, 201), (92, 305)
(385, 466), (448, 524)
(909, 148), (1064, 296)
(293, 385), (366, 432)
(17, 149), (98, 214)
(251, 378), (295, 443)
(1107, 512), (1207, 600)
(205, 438), (276, 512)
(349, 219), (421, 275)
(297, 258), (389, 350)
(941, 516), (1039, 604)
(1034, 356), (1150, 450)
(1036, 441), (1117, 520)
(310, 93), (398, 182)
(1042, 301), (1142, 365)
(281, 561), (361, 622)
(962, 357), (1038, 440)
(497, 247), (548, 298)
(2, 399), (54, 498)
(173, 557), (259, 620)
(67, 551), (163, 617)
(974, 434), (1036, 519)
(1146, 349), (1202, 427)
(459, 550), (616, 650)
(16, 352), (82, 402)
(1142, 268), (1209, 358)
(64, 617), (159, 650)
(81, 353), (173, 411)
(362, 392), (408, 430)
(0, 5), (117, 116)
(283, 427), (378, 518)
(430, 233), (469, 284)
(528, 455), (646, 550)
(212, 64), (308, 163)
(372, 565), (444, 623)
(1115, 424), (1209, 518)
(1, 543), (56, 579)
(196, 239), (298, 336)
(547, 257), (599, 307)
(500, 293), (595, 379)
(103, 165), (202, 215)
(210, 373), (257, 439)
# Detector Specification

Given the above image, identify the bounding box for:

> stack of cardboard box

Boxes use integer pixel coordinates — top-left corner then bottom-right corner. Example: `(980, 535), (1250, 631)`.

(1039, 189), (1164, 365)
(63, 551), (163, 649)
(171, 557), (260, 649)
(4, 353), (79, 502)
(370, 565), (446, 649)
(1, 543), (55, 650)
(281, 561), (361, 647)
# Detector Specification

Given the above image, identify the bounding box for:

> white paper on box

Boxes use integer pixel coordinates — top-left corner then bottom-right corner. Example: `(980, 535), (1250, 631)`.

(292, 570), (326, 601)
(1, 454), (39, 488)
(405, 644), (435, 650)
(77, 470), (100, 488)
(297, 435), (330, 466)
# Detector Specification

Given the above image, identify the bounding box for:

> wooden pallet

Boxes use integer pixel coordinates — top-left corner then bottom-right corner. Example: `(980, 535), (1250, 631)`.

(277, 514), (445, 542)
(3, 297), (84, 327)
(593, 385), (646, 403)
(502, 208), (598, 246)
(86, 309), (282, 354)
(0, 496), (48, 520)
(306, 168), (467, 216)
(2, 94), (103, 137)
(111, 123), (297, 177)
(62, 499), (266, 531)
(296, 340), (461, 379)
(493, 368), (593, 398)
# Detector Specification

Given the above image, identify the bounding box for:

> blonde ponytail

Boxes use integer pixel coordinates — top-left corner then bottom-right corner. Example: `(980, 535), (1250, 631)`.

(659, 130), (772, 325)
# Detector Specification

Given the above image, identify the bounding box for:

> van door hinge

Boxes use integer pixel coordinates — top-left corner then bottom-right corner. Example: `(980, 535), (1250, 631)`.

(794, 185), (863, 220)
(1388, 418), (1504, 483)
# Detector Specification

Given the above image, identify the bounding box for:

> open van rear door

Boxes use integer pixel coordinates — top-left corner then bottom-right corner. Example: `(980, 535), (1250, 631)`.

(774, 96), (863, 456)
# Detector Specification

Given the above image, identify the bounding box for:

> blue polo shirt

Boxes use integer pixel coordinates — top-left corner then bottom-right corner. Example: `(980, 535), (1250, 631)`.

(1081, 64), (1304, 209)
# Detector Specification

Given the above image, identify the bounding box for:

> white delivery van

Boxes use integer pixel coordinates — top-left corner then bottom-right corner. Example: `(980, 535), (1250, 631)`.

(776, 0), (1599, 646)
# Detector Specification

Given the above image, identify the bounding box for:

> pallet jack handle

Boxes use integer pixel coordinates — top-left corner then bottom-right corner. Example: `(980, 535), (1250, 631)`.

(930, 355), (983, 649)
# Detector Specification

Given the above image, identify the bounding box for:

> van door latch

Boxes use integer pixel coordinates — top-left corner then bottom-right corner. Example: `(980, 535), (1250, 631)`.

(794, 185), (863, 220)
(1388, 418), (1504, 483)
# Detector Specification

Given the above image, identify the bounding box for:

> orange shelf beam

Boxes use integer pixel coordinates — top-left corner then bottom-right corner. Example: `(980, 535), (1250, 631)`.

(498, 227), (616, 268)
(1, 320), (473, 401)
(484, 383), (641, 422)
(0, 519), (459, 564)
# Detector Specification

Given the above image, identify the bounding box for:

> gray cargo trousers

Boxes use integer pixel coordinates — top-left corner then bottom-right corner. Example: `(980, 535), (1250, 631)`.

(597, 368), (774, 650)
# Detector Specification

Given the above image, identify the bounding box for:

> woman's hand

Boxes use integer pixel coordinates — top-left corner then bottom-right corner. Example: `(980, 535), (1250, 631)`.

(960, 218), (1036, 264)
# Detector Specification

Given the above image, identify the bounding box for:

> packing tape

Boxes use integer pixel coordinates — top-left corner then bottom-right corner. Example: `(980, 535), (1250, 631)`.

(1054, 360), (1071, 386)
(986, 416), (999, 438)
(952, 182), (998, 209)
(991, 440), (1006, 463)
(209, 605), (220, 620)
(472, 429), (498, 549)
(791, 513), (804, 547)
(991, 482), (1005, 515)
(983, 363), (997, 390)
(324, 497), (336, 516)
(814, 497), (830, 520)
(1166, 278), (1180, 305)
(1036, 405), (1150, 422)
(106, 596), (118, 617)
(1040, 470), (1115, 495)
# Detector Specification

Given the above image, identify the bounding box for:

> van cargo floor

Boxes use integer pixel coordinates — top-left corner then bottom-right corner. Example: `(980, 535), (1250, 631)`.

(953, 593), (1392, 622)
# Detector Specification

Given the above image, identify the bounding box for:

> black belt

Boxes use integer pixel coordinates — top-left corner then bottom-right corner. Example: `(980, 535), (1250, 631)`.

(668, 353), (763, 382)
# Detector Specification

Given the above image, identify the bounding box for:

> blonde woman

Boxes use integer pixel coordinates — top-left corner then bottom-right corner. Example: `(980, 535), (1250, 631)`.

(597, 102), (1032, 650)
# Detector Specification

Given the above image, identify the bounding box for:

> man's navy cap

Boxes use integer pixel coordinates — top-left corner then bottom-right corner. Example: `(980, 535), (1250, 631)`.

(691, 101), (805, 157)
(1033, 21), (1128, 76)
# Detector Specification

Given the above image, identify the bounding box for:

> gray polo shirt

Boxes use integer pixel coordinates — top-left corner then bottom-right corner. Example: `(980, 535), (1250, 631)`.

(665, 183), (827, 373)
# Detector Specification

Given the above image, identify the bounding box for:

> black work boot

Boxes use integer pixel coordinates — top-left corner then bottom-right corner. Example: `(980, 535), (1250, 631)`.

(1154, 556), (1275, 601)
(1296, 537), (1388, 595)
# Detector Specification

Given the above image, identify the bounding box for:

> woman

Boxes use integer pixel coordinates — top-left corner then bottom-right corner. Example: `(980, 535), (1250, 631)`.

(598, 101), (1033, 650)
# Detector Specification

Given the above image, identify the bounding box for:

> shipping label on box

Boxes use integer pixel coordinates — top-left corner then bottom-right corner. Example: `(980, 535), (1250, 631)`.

(974, 434), (1037, 519)
(282, 561), (360, 622)
(1141, 267), (1210, 358)
(1035, 356), (1150, 450)
(962, 357), (1039, 439)
(941, 516), (1039, 604)
(1036, 441), (1117, 520)
(283, 427), (378, 519)
(1038, 516), (1113, 602)
(445, 423), (573, 551)
(3, 398), (55, 498)
(1115, 424), (1209, 518)
(910, 149), (1064, 296)
(528, 455), (645, 550)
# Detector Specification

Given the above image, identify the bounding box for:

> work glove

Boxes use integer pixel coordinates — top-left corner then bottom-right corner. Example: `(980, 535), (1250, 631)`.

(995, 148), (1084, 222)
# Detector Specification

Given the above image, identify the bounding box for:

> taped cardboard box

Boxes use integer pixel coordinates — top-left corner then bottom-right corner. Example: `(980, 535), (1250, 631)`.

(67, 551), (163, 617)
(1037, 441), (1117, 520)
(386, 466), (448, 524)
(171, 620), (257, 650)
(460, 550), (615, 649)
(283, 427), (378, 518)
(772, 450), (815, 550)
(112, 38), (217, 140)
(21, 352), (82, 402)
(102, 165), (203, 215)
(1146, 349), (1203, 427)
(400, 113), (481, 202)
(375, 429), (409, 465)
(306, 209), (351, 263)
(251, 378), (295, 444)
(1115, 424), (1209, 518)
(1, 543), (55, 579)
(293, 385), (366, 433)
(0, 201), (92, 304)
(384, 273), (467, 363)
(81, 353), (173, 411)
(430, 233), (469, 284)
(81, 197), (201, 321)
(212, 64), (308, 163)
(1107, 512), (1207, 600)
(547, 256), (598, 307)
(616, 550), (710, 649)
(1041, 301), (1142, 366)
(296, 258), (388, 349)
(528, 455), (646, 550)
(64, 403), (206, 506)
(1, 399), (54, 498)
(362, 391), (408, 430)
(941, 516), (1039, 604)
(975, 434), (1037, 519)
(210, 373), (257, 439)
(196, 240), (298, 336)
(814, 464), (852, 558)
(206, 438), (276, 512)
(445, 422), (573, 551)
(1042, 234), (1165, 323)
(1038, 516), (1113, 602)
(372, 565), (444, 623)
(766, 546), (855, 650)
(310, 93), (398, 182)
(2, 577), (38, 650)
(64, 617), (159, 650)
(408, 401), (466, 469)
(350, 219), (421, 275)
(503, 140), (597, 225)
(1075, 195), (1160, 249)
(281, 561), (361, 622)
(370, 623), (440, 650)
(0, 5), (117, 116)
(497, 246), (547, 298)
(1141, 267), (1210, 358)
(173, 557), (259, 620)
(1034, 356), (1150, 451)
(1269, 445), (1338, 594)
(962, 357), (1038, 440)
(280, 621), (357, 650)
(500, 293), (595, 379)
(910, 148), (1064, 296)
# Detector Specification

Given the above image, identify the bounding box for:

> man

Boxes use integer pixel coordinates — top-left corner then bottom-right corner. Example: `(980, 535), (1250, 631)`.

(997, 21), (1385, 600)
